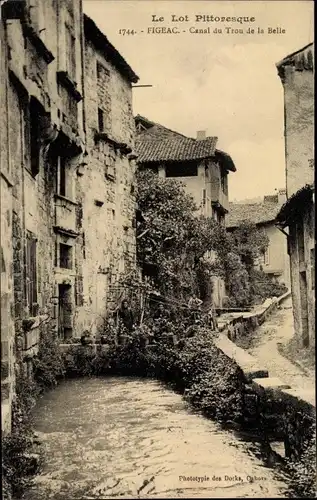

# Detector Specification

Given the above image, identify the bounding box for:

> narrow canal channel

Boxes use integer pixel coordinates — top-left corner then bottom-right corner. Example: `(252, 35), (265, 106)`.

(23, 377), (289, 499)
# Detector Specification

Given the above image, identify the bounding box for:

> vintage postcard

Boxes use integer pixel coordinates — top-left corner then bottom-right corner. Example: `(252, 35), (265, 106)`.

(0, 0), (315, 499)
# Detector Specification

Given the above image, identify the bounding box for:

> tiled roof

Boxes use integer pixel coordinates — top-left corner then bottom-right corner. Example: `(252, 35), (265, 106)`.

(84, 15), (139, 83)
(135, 115), (236, 170)
(135, 136), (218, 163)
(226, 201), (283, 228)
(135, 115), (187, 140)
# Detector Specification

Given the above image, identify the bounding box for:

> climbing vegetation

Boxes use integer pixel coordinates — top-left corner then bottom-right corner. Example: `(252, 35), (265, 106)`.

(136, 171), (287, 308)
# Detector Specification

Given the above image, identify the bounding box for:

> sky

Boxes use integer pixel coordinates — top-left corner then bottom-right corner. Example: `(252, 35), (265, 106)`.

(83, 0), (314, 201)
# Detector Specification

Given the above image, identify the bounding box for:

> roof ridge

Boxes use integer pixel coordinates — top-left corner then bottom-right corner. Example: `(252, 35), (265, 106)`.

(135, 114), (190, 139)
(276, 41), (314, 68)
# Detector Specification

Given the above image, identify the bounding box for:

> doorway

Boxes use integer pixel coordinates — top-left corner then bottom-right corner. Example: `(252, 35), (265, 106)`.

(58, 284), (73, 340)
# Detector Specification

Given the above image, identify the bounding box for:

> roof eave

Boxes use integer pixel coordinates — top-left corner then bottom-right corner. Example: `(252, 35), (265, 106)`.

(215, 149), (236, 172)
(137, 157), (215, 165)
(275, 184), (314, 226)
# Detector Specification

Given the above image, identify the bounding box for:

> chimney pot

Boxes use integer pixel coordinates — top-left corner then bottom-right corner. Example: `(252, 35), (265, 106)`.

(197, 130), (206, 140)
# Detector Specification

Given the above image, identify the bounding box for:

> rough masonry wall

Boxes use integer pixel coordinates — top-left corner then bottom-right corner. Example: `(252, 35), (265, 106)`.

(1, 16), (15, 434)
(283, 62), (314, 197)
(8, 77), (57, 361)
(2, 0), (86, 356)
(288, 204), (315, 347)
(74, 41), (136, 336)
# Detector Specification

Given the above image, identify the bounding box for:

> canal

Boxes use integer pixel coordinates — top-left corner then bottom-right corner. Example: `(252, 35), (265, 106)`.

(23, 377), (289, 499)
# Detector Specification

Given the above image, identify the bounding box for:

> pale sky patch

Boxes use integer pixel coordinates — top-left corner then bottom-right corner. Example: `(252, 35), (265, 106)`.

(83, 0), (313, 200)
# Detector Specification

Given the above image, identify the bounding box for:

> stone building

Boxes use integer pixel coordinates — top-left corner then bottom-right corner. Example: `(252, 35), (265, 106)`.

(135, 115), (236, 306)
(135, 115), (236, 224)
(275, 43), (315, 347)
(0, 1), (138, 432)
(74, 15), (139, 335)
(1, 0), (86, 432)
(227, 189), (291, 289)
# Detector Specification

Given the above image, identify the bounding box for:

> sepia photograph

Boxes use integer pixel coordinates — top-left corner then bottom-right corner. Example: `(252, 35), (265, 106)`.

(0, 0), (315, 498)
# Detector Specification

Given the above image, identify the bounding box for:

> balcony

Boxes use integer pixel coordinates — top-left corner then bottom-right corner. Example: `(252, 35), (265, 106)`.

(54, 194), (78, 237)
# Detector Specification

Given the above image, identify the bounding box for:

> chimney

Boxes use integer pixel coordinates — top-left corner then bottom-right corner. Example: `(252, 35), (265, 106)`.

(196, 130), (206, 140)
(278, 188), (287, 204)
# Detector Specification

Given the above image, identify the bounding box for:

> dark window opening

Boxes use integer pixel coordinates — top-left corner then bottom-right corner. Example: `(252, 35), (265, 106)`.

(26, 232), (38, 316)
(98, 107), (105, 132)
(59, 157), (67, 196)
(59, 243), (72, 269)
(165, 162), (198, 178)
(202, 189), (206, 205)
(58, 284), (73, 340)
(29, 98), (44, 177)
(221, 170), (228, 196)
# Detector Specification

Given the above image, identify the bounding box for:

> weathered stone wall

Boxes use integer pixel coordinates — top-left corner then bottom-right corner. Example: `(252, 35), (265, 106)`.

(283, 48), (314, 198)
(0, 0), (86, 428)
(1, 10), (15, 435)
(278, 45), (315, 348)
(74, 40), (137, 336)
(1, 175), (15, 435)
(288, 204), (315, 347)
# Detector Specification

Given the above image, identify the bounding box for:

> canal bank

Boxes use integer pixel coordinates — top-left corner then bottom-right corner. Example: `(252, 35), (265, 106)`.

(4, 312), (315, 499)
(22, 377), (289, 499)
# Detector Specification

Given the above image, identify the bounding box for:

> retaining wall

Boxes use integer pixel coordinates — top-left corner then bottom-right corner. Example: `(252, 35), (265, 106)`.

(214, 291), (315, 458)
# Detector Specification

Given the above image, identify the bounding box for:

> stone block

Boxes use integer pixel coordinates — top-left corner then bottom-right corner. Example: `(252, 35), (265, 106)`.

(280, 387), (316, 410)
(214, 334), (269, 382)
(252, 377), (291, 390)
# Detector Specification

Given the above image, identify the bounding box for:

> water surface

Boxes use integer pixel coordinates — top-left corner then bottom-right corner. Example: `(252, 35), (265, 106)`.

(24, 377), (288, 498)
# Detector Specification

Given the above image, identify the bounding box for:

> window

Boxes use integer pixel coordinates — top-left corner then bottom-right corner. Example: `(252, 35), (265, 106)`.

(54, 154), (71, 198)
(59, 244), (73, 269)
(98, 107), (105, 133)
(28, 97), (45, 177)
(26, 232), (38, 316)
(96, 62), (111, 132)
(221, 171), (228, 195)
(166, 162), (198, 177)
(58, 157), (67, 197)
(202, 189), (206, 206)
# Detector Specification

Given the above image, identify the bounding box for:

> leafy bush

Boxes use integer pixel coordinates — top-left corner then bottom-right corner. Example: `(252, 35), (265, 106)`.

(32, 329), (66, 390)
(249, 269), (288, 303)
(285, 422), (316, 498)
(2, 370), (42, 498)
(136, 170), (230, 304)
